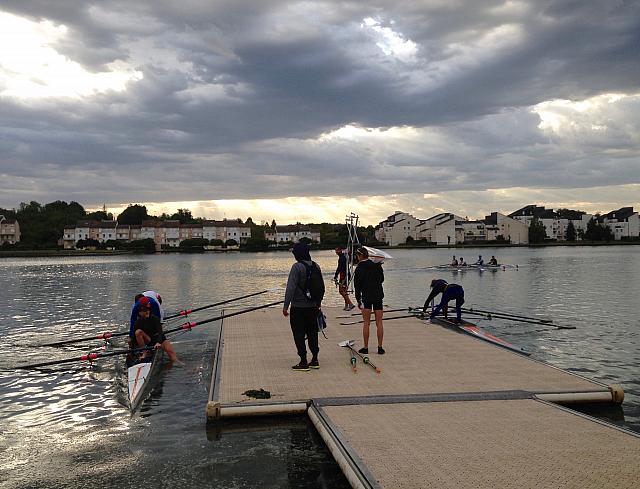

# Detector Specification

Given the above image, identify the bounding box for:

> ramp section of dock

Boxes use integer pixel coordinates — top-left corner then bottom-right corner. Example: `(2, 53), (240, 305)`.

(310, 399), (640, 489)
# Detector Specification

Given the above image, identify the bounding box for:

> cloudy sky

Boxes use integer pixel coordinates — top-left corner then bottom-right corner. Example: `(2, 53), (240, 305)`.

(1, 1), (639, 225)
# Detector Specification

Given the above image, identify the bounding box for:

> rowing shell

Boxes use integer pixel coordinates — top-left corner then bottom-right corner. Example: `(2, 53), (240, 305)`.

(127, 348), (165, 412)
(364, 246), (393, 263)
(430, 316), (529, 355)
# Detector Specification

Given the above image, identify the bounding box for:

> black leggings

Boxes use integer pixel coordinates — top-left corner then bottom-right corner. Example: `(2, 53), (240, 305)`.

(290, 307), (319, 361)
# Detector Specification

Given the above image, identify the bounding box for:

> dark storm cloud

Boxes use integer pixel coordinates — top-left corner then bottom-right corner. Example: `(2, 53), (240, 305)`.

(1, 0), (639, 208)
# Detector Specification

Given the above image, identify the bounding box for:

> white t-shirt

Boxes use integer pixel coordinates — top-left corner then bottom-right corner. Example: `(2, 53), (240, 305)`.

(143, 290), (165, 321)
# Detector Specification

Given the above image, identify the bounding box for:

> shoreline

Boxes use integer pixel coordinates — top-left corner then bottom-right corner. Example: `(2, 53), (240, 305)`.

(1, 240), (639, 258)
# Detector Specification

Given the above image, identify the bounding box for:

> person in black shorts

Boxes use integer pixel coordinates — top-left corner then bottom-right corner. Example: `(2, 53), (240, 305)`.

(133, 296), (179, 362)
(353, 246), (385, 354)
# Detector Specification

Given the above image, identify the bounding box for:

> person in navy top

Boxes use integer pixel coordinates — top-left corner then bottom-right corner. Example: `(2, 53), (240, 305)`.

(129, 293), (162, 340)
(423, 279), (465, 323)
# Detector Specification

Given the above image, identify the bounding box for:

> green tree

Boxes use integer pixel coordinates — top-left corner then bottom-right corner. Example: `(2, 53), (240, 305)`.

(225, 239), (238, 247)
(528, 217), (547, 243)
(584, 217), (614, 241)
(565, 221), (576, 241)
(117, 204), (149, 225)
(170, 208), (195, 224)
(86, 210), (113, 221)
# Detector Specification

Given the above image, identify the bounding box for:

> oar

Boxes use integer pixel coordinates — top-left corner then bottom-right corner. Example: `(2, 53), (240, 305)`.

(40, 290), (276, 347)
(462, 310), (575, 329)
(40, 329), (130, 347)
(335, 307), (409, 318)
(339, 340), (380, 373)
(338, 341), (358, 373)
(164, 289), (273, 320)
(463, 307), (552, 323)
(165, 300), (284, 335)
(339, 313), (424, 325)
(16, 346), (153, 370)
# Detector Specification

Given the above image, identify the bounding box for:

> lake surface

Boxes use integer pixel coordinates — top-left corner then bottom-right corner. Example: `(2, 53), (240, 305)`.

(1, 247), (639, 488)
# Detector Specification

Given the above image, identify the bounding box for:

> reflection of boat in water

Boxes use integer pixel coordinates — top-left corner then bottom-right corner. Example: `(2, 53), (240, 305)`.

(127, 348), (165, 413)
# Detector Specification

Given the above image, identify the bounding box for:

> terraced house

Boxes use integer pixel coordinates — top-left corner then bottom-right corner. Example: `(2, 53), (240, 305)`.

(63, 219), (251, 249)
(0, 216), (20, 245)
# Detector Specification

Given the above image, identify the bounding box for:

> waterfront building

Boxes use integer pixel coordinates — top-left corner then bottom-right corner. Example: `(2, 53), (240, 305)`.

(264, 224), (320, 244)
(63, 219), (251, 249)
(599, 207), (640, 240)
(415, 213), (463, 245)
(509, 205), (592, 241)
(483, 212), (529, 244)
(0, 216), (20, 245)
(374, 211), (423, 246)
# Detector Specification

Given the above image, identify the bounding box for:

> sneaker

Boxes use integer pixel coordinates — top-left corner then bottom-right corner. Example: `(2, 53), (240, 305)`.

(358, 347), (368, 354)
(346, 304), (356, 311)
(291, 362), (310, 372)
(342, 305), (349, 311)
(309, 359), (320, 369)
(377, 346), (386, 355)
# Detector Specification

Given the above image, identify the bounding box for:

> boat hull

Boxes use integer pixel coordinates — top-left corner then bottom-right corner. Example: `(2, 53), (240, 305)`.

(127, 348), (165, 412)
(430, 316), (529, 355)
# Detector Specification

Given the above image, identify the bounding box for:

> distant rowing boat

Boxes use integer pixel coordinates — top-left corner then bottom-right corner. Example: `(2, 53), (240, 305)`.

(432, 263), (518, 272)
(127, 348), (165, 412)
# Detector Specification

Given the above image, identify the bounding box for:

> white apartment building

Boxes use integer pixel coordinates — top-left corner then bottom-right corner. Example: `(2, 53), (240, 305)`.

(415, 213), (463, 245)
(0, 216), (20, 245)
(509, 205), (592, 241)
(483, 213), (529, 244)
(265, 225), (321, 244)
(375, 211), (422, 246)
(600, 207), (639, 240)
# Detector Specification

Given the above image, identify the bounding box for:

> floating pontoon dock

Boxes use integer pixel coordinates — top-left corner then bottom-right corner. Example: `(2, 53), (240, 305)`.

(207, 307), (640, 488)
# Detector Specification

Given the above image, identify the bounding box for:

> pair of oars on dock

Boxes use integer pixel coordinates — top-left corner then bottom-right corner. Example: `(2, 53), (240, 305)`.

(16, 290), (284, 370)
(338, 340), (381, 374)
(339, 307), (575, 330)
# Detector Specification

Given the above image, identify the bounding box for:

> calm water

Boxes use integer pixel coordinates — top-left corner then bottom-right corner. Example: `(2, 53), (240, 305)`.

(1, 247), (639, 487)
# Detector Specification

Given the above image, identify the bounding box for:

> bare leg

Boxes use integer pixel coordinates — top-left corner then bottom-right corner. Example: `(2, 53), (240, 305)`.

(374, 309), (384, 347)
(135, 329), (150, 348)
(339, 285), (353, 307)
(362, 308), (372, 348)
(162, 340), (179, 362)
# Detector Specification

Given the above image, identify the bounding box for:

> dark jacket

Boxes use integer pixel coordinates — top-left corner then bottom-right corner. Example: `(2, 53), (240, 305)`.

(354, 259), (384, 305)
(284, 261), (321, 309)
(133, 314), (165, 344)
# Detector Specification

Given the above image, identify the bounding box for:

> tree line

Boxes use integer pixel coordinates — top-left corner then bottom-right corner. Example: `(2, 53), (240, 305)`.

(0, 201), (381, 251)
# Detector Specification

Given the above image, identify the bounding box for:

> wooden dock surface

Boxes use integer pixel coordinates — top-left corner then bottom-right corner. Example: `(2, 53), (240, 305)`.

(207, 306), (640, 488)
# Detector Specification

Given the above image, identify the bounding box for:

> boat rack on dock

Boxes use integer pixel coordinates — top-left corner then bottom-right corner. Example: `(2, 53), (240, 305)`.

(206, 307), (640, 489)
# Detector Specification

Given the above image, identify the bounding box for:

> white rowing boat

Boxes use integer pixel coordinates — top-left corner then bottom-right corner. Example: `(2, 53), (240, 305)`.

(127, 348), (165, 412)
(363, 246), (393, 263)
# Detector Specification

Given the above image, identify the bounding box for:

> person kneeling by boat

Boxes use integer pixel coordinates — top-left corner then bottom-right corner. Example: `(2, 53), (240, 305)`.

(134, 297), (179, 363)
(423, 279), (465, 323)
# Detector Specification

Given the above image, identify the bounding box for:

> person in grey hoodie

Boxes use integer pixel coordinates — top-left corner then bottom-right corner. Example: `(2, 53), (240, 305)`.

(283, 242), (323, 371)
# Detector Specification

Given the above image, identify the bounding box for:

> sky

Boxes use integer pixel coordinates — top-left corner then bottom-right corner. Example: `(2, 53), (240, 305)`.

(1, 1), (639, 225)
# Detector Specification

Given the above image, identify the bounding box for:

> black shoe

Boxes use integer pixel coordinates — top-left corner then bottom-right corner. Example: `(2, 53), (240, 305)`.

(309, 359), (320, 369)
(377, 346), (385, 355)
(291, 362), (309, 371)
(358, 347), (368, 354)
